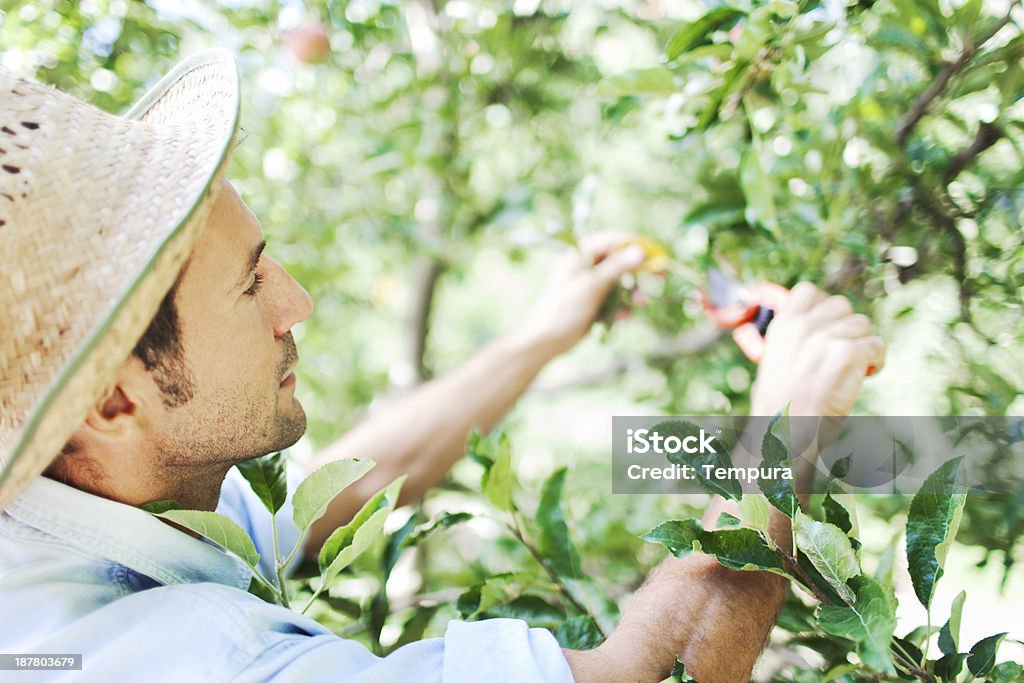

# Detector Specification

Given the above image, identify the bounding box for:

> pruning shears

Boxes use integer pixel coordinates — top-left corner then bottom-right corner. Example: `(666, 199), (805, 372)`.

(700, 267), (876, 376)
(700, 266), (788, 365)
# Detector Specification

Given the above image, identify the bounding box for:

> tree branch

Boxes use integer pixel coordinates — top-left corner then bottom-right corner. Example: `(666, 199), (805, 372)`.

(912, 183), (972, 321)
(944, 121), (1003, 183)
(895, 0), (1020, 147)
(408, 257), (445, 382)
(529, 325), (727, 396)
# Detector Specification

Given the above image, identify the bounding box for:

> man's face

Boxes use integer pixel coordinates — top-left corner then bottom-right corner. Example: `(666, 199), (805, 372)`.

(149, 179), (313, 467)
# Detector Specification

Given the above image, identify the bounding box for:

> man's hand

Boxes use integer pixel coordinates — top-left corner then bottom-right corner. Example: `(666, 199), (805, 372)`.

(750, 282), (885, 417)
(517, 234), (648, 357)
(567, 283), (886, 683)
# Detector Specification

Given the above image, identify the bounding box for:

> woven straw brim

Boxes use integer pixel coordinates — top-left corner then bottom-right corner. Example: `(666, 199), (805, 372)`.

(0, 50), (241, 510)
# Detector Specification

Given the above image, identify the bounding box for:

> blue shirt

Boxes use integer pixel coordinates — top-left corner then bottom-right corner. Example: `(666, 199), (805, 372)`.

(0, 467), (574, 682)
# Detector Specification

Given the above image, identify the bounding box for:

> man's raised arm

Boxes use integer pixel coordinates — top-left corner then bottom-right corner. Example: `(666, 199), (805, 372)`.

(303, 237), (649, 554)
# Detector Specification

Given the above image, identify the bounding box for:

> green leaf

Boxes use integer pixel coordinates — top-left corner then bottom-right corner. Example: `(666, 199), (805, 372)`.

(906, 457), (967, 608)
(815, 575), (897, 673)
(822, 488), (853, 535)
(155, 509), (260, 570)
(694, 60), (746, 132)
(669, 657), (696, 681)
(381, 510), (427, 582)
(938, 590), (966, 655)
(483, 432), (514, 511)
(653, 420), (741, 501)
(665, 7), (745, 60)
(481, 595), (564, 628)
(248, 575), (279, 603)
(318, 477), (404, 584)
(139, 499), (184, 514)
(682, 201), (745, 228)
(716, 511), (741, 528)
(758, 426), (799, 517)
(402, 511), (473, 550)
(456, 586), (482, 618)
(737, 494), (772, 534)
(933, 652), (966, 681)
(293, 458), (376, 533)
(466, 429), (494, 469)
(537, 467), (581, 577)
(988, 661), (1024, 683)
(596, 68), (678, 97)
(236, 452), (288, 515)
(642, 519), (790, 577)
(829, 454), (852, 479)
(554, 615), (604, 651)
(967, 632), (1008, 677)
(793, 510), (860, 605)
(390, 605), (441, 652)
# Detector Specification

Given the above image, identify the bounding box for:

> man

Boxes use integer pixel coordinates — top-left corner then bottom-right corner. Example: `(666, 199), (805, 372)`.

(0, 50), (884, 682)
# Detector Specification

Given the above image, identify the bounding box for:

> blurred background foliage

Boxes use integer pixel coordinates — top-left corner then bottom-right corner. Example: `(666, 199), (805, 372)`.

(3, 0), (1022, 678)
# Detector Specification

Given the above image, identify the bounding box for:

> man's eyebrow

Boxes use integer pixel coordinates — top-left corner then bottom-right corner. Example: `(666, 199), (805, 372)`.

(234, 240), (266, 290)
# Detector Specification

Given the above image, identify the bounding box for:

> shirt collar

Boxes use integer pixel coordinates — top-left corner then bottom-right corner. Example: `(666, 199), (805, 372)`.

(5, 476), (253, 590)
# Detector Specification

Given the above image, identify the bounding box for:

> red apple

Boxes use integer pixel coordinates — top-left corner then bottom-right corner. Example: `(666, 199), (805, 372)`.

(284, 25), (331, 64)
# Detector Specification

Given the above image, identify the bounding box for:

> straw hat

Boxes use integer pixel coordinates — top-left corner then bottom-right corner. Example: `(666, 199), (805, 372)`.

(0, 49), (241, 510)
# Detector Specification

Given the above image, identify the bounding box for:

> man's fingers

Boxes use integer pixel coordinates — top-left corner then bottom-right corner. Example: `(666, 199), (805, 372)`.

(745, 282), (790, 310)
(732, 323), (765, 363)
(580, 231), (634, 264)
(826, 313), (873, 338)
(594, 244), (646, 283)
(809, 295), (854, 324)
(781, 282), (827, 315)
(857, 336), (886, 374)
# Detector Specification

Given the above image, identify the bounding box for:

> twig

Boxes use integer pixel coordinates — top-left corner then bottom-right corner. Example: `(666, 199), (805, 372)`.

(896, 0), (1021, 147)
(408, 256), (445, 382)
(505, 519), (607, 638)
(778, 552), (835, 606)
(529, 325), (726, 396)
(912, 183), (972, 321)
(944, 122), (1003, 183)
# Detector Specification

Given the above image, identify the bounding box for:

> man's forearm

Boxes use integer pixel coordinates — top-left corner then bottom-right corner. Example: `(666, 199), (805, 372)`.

(303, 329), (557, 552)
(566, 499), (792, 683)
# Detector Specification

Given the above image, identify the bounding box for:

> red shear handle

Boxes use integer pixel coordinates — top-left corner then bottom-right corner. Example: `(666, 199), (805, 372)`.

(730, 282), (788, 364)
(732, 282), (877, 376)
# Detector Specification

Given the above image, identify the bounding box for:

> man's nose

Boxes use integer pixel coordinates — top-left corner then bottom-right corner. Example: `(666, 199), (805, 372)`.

(264, 256), (313, 337)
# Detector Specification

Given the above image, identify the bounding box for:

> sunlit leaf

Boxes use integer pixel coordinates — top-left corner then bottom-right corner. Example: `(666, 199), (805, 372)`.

(816, 576), (897, 673)
(293, 459), (376, 533)
(318, 477), (404, 583)
(938, 590), (966, 655)
(483, 432), (514, 511)
(156, 509), (260, 570)
(793, 511), (859, 604)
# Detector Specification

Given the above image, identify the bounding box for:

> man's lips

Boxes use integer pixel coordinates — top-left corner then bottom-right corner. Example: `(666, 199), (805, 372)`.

(281, 371), (296, 387)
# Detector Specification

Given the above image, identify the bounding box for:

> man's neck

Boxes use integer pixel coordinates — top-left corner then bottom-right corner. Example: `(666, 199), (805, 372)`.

(46, 449), (232, 511)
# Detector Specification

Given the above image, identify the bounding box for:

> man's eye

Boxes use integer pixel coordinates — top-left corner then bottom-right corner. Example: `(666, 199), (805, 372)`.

(245, 271), (265, 296)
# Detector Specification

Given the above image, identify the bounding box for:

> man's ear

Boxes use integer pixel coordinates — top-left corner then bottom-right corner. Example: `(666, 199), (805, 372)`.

(82, 356), (152, 436)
